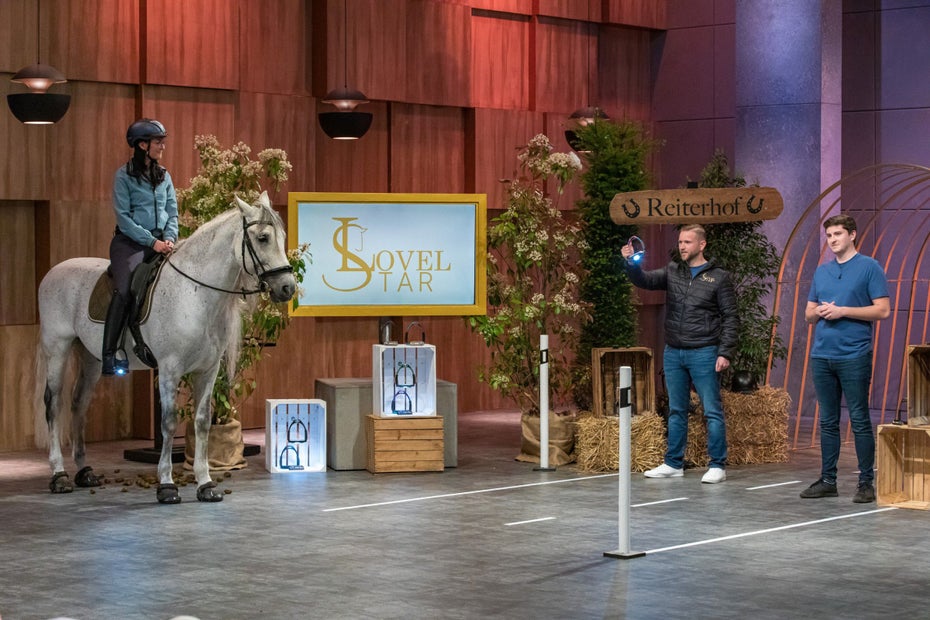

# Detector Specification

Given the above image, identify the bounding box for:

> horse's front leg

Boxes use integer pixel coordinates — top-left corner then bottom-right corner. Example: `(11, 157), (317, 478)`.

(154, 369), (182, 504)
(190, 368), (223, 502)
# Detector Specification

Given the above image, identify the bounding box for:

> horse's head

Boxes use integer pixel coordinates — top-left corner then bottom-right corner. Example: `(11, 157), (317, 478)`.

(234, 191), (297, 303)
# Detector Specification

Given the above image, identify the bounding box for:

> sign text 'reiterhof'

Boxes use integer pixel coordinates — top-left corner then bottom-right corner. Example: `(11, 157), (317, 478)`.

(609, 187), (784, 225)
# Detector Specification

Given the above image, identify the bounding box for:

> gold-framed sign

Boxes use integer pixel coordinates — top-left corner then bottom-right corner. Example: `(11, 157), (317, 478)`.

(287, 192), (487, 317)
(609, 187), (784, 225)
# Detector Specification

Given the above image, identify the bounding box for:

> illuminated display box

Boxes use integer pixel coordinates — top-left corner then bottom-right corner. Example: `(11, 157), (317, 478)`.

(265, 399), (327, 473)
(372, 344), (437, 417)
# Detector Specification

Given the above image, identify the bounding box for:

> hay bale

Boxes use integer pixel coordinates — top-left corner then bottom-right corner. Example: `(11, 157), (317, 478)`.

(576, 386), (791, 472)
(574, 411), (666, 472)
(685, 386), (790, 466)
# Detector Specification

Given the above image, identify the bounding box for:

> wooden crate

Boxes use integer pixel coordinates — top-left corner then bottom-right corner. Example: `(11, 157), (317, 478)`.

(591, 347), (655, 417)
(877, 424), (930, 510)
(366, 415), (444, 473)
(907, 345), (930, 425)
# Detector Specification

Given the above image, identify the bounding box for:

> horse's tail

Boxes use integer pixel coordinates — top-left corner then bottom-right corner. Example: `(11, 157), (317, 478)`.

(33, 330), (50, 449)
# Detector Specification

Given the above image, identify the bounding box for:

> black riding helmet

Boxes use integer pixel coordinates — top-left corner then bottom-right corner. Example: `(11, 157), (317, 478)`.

(126, 118), (167, 147)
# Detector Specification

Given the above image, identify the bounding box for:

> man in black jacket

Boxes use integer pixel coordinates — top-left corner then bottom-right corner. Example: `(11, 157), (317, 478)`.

(621, 224), (739, 483)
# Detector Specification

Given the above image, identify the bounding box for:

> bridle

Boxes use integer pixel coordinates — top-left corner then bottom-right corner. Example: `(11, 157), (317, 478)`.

(167, 215), (293, 298)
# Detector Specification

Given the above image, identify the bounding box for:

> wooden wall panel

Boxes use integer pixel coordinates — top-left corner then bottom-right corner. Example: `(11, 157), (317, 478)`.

(598, 26), (653, 122)
(48, 82), (137, 202)
(237, 92), (316, 204)
(323, 0), (407, 104)
(239, 0), (311, 96)
(0, 325), (40, 452)
(140, 85), (237, 192)
(604, 0), (667, 30)
(0, 0), (37, 72)
(0, 77), (47, 200)
(405, 0), (472, 107)
(145, 0), (239, 90)
(535, 17), (593, 114)
(314, 100), (390, 192)
(470, 10), (531, 110)
(538, 0), (600, 22)
(468, 0), (532, 14)
(390, 103), (466, 193)
(46, 200), (115, 269)
(0, 202), (36, 325)
(46, 0), (140, 84)
(470, 107), (545, 209)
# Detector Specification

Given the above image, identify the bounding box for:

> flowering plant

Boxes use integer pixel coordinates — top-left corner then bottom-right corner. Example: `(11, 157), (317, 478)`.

(176, 136), (310, 424)
(469, 134), (590, 414)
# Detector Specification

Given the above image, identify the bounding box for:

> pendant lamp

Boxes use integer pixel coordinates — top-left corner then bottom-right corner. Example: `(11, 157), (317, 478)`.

(7, 3), (71, 125)
(318, 1), (372, 140)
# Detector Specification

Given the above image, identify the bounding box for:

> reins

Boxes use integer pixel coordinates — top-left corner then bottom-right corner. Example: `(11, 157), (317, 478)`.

(165, 214), (293, 299)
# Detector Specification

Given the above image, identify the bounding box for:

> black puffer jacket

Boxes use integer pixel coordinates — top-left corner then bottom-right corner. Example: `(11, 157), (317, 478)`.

(625, 259), (739, 360)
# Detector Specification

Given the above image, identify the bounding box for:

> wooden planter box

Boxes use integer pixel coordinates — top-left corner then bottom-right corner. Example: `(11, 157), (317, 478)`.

(366, 415), (444, 473)
(591, 347), (655, 417)
(877, 424), (930, 510)
(907, 345), (930, 425)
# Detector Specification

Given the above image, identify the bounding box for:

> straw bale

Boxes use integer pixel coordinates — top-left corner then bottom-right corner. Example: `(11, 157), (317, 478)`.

(575, 386), (790, 472)
(574, 411), (665, 472)
(685, 386), (790, 466)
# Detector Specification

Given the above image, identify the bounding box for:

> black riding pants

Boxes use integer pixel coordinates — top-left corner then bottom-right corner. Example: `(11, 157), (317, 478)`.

(109, 231), (157, 296)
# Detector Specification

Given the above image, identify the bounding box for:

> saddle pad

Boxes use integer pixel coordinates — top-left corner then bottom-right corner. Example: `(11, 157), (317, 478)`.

(87, 262), (164, 324)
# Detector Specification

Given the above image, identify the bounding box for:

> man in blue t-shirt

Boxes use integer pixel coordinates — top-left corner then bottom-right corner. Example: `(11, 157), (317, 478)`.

(801, 215), (890, 503)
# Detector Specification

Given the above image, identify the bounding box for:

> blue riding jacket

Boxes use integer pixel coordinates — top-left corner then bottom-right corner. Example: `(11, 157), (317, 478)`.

(112, 165), (179, 248)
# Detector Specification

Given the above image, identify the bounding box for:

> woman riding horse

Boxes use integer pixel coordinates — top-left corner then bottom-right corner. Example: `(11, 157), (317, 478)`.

(103, 118), (178, 376)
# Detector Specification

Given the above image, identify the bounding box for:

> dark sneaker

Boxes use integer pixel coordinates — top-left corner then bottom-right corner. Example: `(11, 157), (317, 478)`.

(800, 479), (838, 498)
(853, 482), (876, 504)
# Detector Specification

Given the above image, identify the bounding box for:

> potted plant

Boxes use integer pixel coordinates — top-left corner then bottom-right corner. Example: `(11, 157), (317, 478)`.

(468, 134), (590, 464)
(176, 136), (310, 470)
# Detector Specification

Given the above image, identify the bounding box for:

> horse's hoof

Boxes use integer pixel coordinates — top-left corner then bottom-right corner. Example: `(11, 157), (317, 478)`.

(74, 466), (101, 488)
(49, 471), (73, 494)
(196, 481), (223, 502)
(156, 483), (182, 504)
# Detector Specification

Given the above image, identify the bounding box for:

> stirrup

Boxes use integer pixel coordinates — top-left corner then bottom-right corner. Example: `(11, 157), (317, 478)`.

(102, 350), (130, 376)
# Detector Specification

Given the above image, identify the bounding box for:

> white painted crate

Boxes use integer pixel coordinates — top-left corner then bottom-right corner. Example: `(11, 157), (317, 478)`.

(265, 399), (327, 473)
(372, 344), (437, 416)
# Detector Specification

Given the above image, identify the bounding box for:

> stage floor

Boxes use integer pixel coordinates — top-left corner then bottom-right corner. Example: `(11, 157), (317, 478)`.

(0, 410), (924, 620)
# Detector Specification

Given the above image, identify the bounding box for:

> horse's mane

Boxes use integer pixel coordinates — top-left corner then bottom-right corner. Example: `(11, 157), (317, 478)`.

(174, 200), (282, 252)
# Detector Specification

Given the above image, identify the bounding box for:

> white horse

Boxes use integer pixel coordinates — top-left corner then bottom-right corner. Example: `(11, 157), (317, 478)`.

(36, 191), (296, 503)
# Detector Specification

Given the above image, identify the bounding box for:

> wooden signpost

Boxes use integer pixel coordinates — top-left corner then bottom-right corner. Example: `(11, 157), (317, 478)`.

(609, 186), (784, 225)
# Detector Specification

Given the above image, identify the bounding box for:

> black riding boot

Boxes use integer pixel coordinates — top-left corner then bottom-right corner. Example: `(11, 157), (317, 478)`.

(102, 291), (130, 376)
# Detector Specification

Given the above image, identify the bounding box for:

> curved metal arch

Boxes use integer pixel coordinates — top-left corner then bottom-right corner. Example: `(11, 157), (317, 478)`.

(766, 163), (930, 450)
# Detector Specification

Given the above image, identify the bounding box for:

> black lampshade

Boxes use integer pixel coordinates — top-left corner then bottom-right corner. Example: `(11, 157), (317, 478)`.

(318, 111), (373, 140)
(7, 92), (71, 124)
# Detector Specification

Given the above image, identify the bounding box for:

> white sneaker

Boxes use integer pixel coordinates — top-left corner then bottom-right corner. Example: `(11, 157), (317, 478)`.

(644, 463), (684, 478)
(701, 467), (726, 484)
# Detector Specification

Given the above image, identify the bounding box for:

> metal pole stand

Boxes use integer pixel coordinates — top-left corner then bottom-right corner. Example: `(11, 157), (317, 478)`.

(533, 334), (556, 472)
(604, 365), (644, 559)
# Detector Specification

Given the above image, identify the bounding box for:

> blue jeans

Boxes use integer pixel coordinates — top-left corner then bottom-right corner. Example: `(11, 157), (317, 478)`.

(811, 353), (875, 485)
(663, 345), (727, 469)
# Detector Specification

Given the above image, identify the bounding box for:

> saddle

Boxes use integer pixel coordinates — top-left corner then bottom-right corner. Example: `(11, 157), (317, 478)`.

(89, 254), (166, 368)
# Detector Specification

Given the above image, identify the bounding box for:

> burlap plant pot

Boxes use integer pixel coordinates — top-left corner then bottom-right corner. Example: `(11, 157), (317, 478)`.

(184, 418), (248, 471)
(516, 411), (576, 466)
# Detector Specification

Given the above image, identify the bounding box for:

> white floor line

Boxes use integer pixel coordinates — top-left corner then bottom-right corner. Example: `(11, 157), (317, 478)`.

(633, 497), (689, 507)
(505, 516), (556, 526)
(746, 480), (802, 490)
(322, 473), (618, 512)
(644, 507), (897, 555)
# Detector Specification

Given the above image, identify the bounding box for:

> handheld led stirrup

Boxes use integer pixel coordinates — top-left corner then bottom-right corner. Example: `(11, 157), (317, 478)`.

(627, 236), (646, 263)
